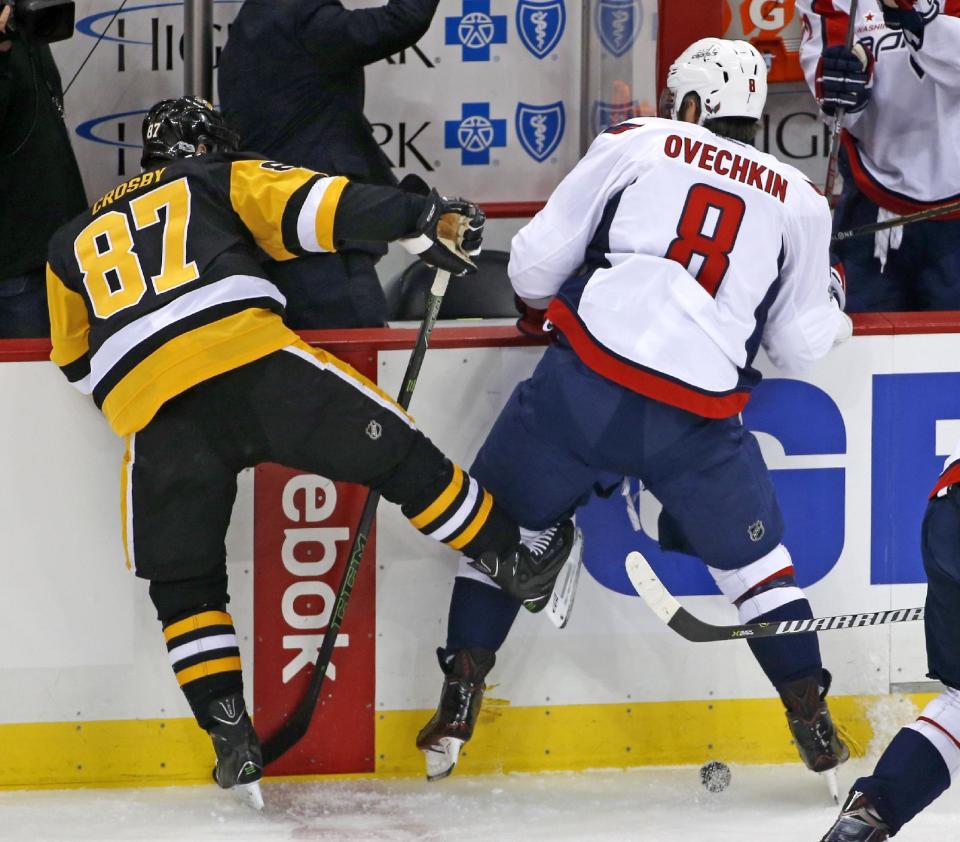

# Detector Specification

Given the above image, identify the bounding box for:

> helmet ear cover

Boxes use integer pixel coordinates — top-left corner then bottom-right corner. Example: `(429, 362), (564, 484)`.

(141, 96), (240, 168)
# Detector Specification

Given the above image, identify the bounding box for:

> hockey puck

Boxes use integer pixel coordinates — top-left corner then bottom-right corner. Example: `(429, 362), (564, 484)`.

(699, 760), (731, 793)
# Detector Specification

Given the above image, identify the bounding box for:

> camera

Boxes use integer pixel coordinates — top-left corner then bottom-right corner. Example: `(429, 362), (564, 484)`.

(1, 0), (75, 44)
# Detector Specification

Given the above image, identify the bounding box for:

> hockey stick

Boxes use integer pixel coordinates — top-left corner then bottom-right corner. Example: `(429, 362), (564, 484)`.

(625, 551), (924, 643)
(833, 197), (960, 242)
(260, 268), (451, 766)
(823, 0), (860, 207)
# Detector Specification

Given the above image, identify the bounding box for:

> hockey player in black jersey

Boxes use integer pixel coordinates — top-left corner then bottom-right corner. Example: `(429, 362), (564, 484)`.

(45, 97), (580, 808)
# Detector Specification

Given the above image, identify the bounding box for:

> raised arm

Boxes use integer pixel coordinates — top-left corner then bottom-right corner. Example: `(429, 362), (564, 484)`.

(883, 0), (960, 81)
(298, 0), (440, 67)
(796, 0), (873, 124)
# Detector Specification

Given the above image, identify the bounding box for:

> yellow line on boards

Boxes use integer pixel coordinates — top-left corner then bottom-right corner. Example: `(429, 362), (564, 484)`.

(0, 693), (935, 790)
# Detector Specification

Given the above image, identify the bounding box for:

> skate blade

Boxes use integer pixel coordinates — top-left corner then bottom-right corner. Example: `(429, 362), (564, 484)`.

(822, 768), (840, 805)
(235, 781), (264, 811)
(422, 736), (462, 782)
(546, 528), (584, 630)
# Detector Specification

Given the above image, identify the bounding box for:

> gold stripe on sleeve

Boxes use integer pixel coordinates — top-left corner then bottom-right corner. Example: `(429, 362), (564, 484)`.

(229, 160), (316, 261)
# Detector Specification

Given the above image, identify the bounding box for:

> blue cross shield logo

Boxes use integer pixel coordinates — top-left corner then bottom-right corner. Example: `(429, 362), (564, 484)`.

(445, 103), (508, 165)
(516, 102), (565, 162)
(591, 100), (638, 136)
(596, 0), (641, 58)
(445, 0), (508, 62)
(517, 0), (566, 60)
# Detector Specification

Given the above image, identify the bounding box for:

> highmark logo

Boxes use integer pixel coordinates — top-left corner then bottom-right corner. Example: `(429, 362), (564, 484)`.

(516, 0), (566, 59)
(445, 103), (507, 166)
(596, 0), (642, 58)
(445, 0), (507, 62)
(75, 1), (239, 72)
(516, 102), (565, 162)
(75, 108), (149, 176)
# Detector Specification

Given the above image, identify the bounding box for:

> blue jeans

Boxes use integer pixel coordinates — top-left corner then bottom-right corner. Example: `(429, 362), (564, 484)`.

(0, 271), (50, 338)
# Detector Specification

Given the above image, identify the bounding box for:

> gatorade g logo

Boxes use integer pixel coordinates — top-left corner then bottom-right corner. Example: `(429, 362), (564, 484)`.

(740, 0), (795, 36)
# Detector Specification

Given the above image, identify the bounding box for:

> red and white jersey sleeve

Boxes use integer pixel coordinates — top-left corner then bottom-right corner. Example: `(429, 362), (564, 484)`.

(797, 0), (960, 214)
(510, 118), (846, 420)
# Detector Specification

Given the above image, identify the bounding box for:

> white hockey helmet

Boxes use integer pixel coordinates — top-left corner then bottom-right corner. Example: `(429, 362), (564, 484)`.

(660, 38), (767, 124)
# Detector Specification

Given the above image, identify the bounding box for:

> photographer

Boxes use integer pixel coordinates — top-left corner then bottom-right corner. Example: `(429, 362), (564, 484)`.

(219, 0), (440, 329)
(0, 0), (85, 338)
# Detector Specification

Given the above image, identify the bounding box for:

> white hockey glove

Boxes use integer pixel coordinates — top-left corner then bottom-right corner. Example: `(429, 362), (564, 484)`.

(829, 261), (852, 346)
(829, 262), (847, 312)
(399, 189), (485, 277)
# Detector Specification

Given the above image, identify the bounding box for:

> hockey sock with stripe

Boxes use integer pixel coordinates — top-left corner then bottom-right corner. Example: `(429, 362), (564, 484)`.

(746, 599), (823, 687)
(709, 546), (822, 686)
(162, 608), (244, 729)
(402, 461), (519, 558)
(854, 725), (952, 836)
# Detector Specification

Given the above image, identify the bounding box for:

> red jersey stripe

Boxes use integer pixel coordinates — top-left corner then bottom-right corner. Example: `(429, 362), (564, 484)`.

(546, 299), (750, 420)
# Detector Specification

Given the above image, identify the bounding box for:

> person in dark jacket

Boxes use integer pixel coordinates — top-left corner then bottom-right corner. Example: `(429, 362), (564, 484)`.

(0, 4), (86, 337)
(218, 0), (440, 328)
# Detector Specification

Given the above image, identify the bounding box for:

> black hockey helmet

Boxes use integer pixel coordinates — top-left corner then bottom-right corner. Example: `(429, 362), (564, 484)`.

(141, 96), (240, 168)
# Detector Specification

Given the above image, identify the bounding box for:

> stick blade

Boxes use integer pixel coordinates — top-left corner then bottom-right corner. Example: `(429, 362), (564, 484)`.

(625, 551), (682, 625)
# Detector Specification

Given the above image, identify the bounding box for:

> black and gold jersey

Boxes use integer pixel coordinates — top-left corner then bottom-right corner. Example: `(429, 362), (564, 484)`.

(46, 153), (349, 436)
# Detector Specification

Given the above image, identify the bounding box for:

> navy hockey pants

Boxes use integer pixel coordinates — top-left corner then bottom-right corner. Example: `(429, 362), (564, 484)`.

(921, 491), (960, 691)
(834, 151), (960, 312)
(469, 341), (783, 571)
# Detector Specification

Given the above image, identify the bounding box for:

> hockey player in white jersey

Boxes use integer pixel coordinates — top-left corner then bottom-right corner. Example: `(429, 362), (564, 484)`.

(797, 0), (960, 310)
(417, 38), (853, 785)
(821, 439), (960, 840)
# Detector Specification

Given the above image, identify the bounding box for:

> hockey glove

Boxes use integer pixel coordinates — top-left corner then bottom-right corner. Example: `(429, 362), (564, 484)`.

(816, 44), (874, 116)
(881, 0), (931, 49)
(399, 189), (485, 277)
(514, 295), (550, 338)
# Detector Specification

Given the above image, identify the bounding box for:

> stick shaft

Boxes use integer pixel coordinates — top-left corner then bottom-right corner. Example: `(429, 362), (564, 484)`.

(625, 551), (924, 644)
(823, 0), (860, 206)
(261, 270), (450, 765)
(833, 198), (960, 242)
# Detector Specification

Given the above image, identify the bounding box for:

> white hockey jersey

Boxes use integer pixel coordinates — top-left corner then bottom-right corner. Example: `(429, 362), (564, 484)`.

(511, 118), (847, 420)
(797, 0), (960, 215)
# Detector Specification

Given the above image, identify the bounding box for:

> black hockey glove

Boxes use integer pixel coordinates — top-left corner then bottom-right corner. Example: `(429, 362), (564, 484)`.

(816, 44), (874, 116)
(399, 189), (485, 277)
(881, 0), (930, 49)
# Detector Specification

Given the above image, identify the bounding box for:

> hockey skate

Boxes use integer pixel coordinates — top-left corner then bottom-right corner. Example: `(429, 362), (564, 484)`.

(416, 647), (495, 781)
(470, 520), (583, 615)
(207, 692), (264, 811)
(778, 669), (849, 803)
(820, 790), (890, 841)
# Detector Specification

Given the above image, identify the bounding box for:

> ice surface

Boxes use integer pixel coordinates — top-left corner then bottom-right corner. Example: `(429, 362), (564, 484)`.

(1, 761), (958, 841)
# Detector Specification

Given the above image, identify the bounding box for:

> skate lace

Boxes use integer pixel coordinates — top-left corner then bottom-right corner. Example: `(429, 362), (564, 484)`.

(521, 527), (557, 558)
